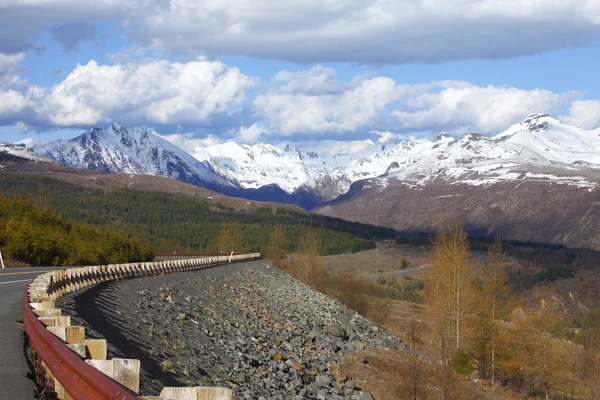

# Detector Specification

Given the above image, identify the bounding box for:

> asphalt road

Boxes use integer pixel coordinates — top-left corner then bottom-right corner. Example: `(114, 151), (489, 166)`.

(0, 267), (62, 400)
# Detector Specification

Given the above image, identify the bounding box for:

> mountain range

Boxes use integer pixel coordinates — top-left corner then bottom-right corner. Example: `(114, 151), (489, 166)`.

(3, 113), (600, 249)
(25, 113), (600, 201)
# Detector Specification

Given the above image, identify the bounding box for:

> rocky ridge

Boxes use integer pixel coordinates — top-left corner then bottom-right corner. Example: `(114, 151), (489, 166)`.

(57, 261), (398, 399)
(25, 114), (600, 208)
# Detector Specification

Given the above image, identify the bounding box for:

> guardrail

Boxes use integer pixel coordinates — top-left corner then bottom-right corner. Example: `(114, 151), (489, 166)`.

(24, 253), (261, 400)
(154, 253), (248, 257)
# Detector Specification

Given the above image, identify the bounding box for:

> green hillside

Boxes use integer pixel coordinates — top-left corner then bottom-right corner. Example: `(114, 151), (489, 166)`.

(0, 192), (154, 266)
(0, 174), (395, 256)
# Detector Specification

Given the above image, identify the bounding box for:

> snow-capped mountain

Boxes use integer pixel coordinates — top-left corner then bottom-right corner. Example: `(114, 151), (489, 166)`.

(34, 124), (232, 188)
(18, 113), (600, 209)
(0, 142), (55, 163)
(190, 113), (600, 203)
(371, 113), (600, 189)
(193, 143), (333, 193)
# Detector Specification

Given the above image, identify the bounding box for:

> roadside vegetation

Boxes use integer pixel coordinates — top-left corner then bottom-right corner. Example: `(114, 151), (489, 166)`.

(0, 192), (153, 266)
(0, 175), (388, 255)
(271, 222), (600, 399)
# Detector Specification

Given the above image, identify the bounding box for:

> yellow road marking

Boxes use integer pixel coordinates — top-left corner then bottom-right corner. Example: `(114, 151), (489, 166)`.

(0, 270), (58, 277)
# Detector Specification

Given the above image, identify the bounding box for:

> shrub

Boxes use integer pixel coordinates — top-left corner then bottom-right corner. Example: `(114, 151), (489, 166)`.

(452, 348), (474, 376)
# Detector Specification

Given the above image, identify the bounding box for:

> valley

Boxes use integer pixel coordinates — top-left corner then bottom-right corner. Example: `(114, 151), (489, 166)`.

(4, 112), (599, 251)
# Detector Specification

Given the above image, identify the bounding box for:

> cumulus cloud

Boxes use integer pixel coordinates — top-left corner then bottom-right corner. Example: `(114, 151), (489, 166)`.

(562, 100), (600, 130)
(236, 124), (266, 143)
(159, 132), (224, 153)
(3, 53), (600, 143)
(43, 57), (255, 126)
(254, 66), (412, 135)
(0, 52), (25, 75)
(0, 53), (256, 131)
(392, 81), (579, 134)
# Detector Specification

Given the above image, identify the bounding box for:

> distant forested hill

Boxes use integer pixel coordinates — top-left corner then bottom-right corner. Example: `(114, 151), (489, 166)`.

(0, 175), (395, 255)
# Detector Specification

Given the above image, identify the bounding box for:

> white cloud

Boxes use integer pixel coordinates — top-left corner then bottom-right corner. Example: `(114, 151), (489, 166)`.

(0, 53), (256, 131)
(236, 124), (265, 143)
(562, 100), (600, 130)
(2, 1), (600, 63)
(254, 66), (409, 135)
(159, 132), (224, 153)
(373, 131), (399, 144)
(16, 121), (30, 133)
(2, 52), (600, 142)
(392, 81), (579, 133)
(43, 57), (256, 126)
(0, 90), (29, 117)
(0, 52), (24, 75)
(122, 0), (600, 64)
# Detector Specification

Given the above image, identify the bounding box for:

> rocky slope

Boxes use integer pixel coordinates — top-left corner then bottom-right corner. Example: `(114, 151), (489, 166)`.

(24, 113), (600, 207)
(317, 179), (600, 250)
(0, 142), (55, 164)
(57, 261), (398, 399)
(191, 113), (600, 201)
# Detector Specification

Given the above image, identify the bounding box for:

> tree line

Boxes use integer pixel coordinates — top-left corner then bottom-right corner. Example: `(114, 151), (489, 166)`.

(0, 175), (380, 256)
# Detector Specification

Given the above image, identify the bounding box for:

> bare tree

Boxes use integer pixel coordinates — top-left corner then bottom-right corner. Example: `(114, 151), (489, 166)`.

(265, 224), (286, 263)
(296, 228), (325, 289)
(423, 221), (474, 399)
(473, 238), (513, 382)
(216, 220), (246, 253)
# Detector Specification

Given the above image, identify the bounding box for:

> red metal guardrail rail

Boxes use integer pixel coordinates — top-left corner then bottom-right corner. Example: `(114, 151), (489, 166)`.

(23, 253), (261, 399)
(23, 283), (140, 399)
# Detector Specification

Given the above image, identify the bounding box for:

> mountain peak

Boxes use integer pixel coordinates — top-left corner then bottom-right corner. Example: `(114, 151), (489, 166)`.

(435, 132), (454, 142)
(524, 112), (550, 120)
(283, 144), (299, 153)
(520, 113), (553, 133)
(33, 123), (226, 186)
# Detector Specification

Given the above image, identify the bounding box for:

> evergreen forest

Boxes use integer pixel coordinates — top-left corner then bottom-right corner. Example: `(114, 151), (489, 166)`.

(0, 175), (393, 260)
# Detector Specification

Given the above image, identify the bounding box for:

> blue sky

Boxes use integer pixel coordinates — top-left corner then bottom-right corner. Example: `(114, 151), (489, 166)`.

(1, 0), (600, 150)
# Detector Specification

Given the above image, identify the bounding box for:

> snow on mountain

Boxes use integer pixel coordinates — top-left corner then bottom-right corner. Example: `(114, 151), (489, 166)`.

(193, 142), (338, 193)
(372, 114), (600, 189)
(188, 114), (600, 200)
(496, 113), (600, 165)
(17, 114), (600, 207)
(190, 113), (600, 200)
(0, 142), (55, 163)
(34, 124), (231, 187)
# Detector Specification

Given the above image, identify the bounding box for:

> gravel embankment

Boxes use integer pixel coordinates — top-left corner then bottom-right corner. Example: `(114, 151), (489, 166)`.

(57, 260), (401, 399)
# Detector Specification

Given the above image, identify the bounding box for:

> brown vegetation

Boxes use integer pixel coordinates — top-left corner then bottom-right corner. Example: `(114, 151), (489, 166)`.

(278, 224), (600, 399)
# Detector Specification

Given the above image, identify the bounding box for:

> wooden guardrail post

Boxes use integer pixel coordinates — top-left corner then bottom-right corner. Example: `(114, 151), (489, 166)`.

(25, 253), (261, 399)
(85, 339), (107, 360)
(86, 359), (141, 394)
